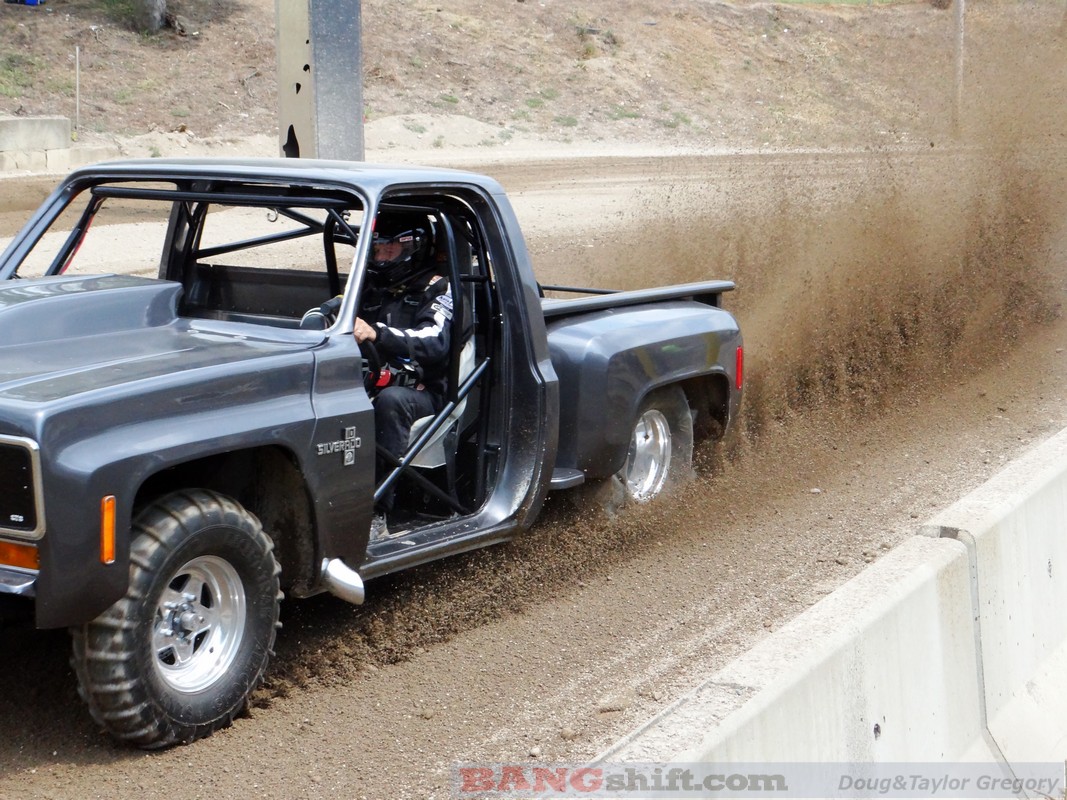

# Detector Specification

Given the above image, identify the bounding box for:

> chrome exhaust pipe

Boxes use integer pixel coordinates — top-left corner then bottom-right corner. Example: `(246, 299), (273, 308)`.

(321, 558), (365, 605)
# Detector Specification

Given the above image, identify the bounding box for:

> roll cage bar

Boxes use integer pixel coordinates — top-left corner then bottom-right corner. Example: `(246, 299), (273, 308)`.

(370, 201), (495, 517)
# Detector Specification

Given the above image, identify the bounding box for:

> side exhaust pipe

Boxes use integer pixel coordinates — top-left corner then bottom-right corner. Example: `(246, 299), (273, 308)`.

(321, 558), (365, 605)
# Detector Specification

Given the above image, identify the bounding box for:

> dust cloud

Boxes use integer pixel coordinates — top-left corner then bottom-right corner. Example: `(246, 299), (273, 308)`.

(258, 12), (1067, 699)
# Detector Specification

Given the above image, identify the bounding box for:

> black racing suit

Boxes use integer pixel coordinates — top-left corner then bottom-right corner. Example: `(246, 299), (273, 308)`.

(362, 273), (453, 513)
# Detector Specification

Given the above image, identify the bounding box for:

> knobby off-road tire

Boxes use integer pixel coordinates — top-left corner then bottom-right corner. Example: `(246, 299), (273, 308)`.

(591, 385), (696, 517)
(70, 490), (281, 749)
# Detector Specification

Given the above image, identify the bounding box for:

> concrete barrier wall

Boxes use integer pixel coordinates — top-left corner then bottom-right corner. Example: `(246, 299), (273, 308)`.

(603, 536), (998, 764)
(604, 427), (1067, 768)
(0, 116), (69, 152)
(0, 116), (116, 174)
(925, 427), (1067, 764)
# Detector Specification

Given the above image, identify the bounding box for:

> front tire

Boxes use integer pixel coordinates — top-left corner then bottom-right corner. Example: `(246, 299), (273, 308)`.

(71, 490), (281, 749)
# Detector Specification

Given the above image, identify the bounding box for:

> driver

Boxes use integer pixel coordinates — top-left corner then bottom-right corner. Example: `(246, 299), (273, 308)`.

(352, 223), (453, 540)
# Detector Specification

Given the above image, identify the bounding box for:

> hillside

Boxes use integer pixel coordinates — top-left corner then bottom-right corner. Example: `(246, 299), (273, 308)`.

(1, 0), (1062, 156)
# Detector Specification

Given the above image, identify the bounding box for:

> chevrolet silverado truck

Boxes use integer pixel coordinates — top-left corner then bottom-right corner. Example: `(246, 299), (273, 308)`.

(0, 158), (742, 748)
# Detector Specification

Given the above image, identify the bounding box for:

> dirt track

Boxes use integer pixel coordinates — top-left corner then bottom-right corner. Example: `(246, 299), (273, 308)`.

(0, 143), (1065, 798)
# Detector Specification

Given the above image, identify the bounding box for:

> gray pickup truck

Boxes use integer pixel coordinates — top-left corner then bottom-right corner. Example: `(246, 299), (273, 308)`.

(0, 158), (742, 748)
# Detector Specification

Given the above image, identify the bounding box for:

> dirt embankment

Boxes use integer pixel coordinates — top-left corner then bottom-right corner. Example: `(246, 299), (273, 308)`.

(1, 0), (1055, 152)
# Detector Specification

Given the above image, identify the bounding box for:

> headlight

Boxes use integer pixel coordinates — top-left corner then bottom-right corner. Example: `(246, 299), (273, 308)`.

(0, 435), (44, 539)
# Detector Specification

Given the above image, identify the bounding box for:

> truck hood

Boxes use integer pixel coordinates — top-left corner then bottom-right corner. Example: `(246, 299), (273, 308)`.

(0, 274), (315, 404)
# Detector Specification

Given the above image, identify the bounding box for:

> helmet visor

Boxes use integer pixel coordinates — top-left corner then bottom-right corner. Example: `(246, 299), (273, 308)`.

(373, 231), (418, 263)
(372, 238), (405, 263)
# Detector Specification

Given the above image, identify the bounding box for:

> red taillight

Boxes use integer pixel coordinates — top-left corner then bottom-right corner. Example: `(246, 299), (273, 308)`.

(736, 345), (744, 390)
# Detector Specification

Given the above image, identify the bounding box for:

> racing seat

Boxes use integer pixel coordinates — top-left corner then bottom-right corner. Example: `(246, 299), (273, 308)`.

(407, 338), (476, 469)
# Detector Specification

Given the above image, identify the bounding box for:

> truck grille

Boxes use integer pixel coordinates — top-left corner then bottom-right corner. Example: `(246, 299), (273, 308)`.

(0, 437), (42, 537)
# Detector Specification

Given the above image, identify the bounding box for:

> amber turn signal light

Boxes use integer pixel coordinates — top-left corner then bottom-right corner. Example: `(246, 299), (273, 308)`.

(0, 540), (39, 571)
(100, 495), (116, 565)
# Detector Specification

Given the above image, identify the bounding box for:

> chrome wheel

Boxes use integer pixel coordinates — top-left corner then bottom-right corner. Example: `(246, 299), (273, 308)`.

(72, 490), (280, 748)
(153, 555), (247, 694)
(624, 408), (673, 502)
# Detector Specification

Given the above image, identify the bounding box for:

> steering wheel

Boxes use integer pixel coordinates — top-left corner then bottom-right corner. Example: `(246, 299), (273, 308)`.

(359, 339), (384, 393)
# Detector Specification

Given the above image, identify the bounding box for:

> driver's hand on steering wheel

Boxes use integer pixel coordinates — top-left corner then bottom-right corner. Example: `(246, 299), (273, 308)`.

(353, 317), (378, 343)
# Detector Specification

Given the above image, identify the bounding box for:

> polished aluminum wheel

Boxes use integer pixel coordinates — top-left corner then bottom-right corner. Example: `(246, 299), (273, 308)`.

(152, 555), (247, 694)
(623, 408), (673, 502)
(75, 490), (279, 747)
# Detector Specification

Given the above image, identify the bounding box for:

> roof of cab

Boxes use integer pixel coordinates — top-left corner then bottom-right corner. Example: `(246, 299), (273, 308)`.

(64, 156), (507, 196)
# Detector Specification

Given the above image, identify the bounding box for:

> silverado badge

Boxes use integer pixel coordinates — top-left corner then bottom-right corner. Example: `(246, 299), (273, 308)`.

(317, 427), (362, 466)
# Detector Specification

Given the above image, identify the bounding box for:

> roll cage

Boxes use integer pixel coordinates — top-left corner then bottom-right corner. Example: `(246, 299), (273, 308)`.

(369, 198), (500, 523)
(5, 172), (505, 538)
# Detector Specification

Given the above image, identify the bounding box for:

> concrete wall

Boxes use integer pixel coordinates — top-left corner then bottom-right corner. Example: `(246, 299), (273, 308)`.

(0, 116), (114, 174)
(604, 536), (998, 765)
(925, 428), (1067, 765)
(604, 427), (1067, 772)
(0, 116), (69, 152)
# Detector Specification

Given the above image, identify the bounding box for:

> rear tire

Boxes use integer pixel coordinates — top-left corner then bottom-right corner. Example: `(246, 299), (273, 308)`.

(71, 490), (281, 749)
(591, 385), (695, 517)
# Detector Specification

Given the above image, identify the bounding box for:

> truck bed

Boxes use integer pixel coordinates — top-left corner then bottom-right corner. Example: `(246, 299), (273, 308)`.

(541, 279), (742, 479)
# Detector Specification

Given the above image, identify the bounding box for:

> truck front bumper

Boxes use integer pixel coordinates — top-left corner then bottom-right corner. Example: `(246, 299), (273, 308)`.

(0, 566), (36, 597)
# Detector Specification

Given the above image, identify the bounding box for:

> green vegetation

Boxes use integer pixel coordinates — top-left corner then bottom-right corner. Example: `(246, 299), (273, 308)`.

(525, 88), (559, 111)
(428, 93), (460, 110)
(608, 105), (641, 120)
(575, 22), (620, 59)
(403, 120), (427, 134)
(554, 115), (578, 128)
(96, 0), (139, 26)
(657, 111), (692, 129)
(45, 76), (76, 94)
(0, 53), (39, 98)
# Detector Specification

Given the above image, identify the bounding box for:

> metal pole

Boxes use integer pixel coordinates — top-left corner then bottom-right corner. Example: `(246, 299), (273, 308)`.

(75, 45), (80, 138)
(952, 0), (965, 136)
(275, 0), (365, 161)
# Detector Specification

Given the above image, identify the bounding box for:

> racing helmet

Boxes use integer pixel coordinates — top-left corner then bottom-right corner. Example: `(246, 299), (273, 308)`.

(368, 226), (430, 285)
